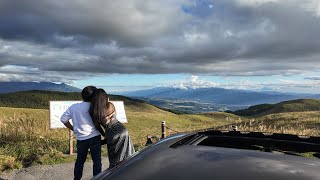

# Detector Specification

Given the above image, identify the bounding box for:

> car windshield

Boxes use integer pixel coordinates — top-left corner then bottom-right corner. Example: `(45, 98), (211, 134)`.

(0, 0), (319, 178)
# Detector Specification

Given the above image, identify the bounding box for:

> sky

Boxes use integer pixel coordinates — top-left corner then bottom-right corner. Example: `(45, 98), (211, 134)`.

(0, 0), (320, 93)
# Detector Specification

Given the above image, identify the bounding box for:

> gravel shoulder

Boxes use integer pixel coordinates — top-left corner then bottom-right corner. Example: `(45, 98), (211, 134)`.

(0, 157), (109, 180)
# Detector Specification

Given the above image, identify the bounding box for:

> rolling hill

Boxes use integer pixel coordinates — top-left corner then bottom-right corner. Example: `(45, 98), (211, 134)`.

(0, 90), (147, 110)
(232, 99), (320, 116)
(0, 90), (82, 109)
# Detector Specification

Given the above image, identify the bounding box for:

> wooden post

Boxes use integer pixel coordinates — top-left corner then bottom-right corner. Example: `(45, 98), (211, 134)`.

(69, 129), (73, 155)
(161, 121), (166, 139)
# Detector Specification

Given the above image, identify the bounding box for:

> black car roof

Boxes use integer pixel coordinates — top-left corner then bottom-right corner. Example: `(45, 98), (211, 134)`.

(95, 132), (320, 180)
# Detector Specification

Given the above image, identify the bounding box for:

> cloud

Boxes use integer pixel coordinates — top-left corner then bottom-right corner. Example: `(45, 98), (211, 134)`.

(170, 75), (320, 93)
(0, 0), (187, 46)
(172, 75), (220, 89)
(305, 77), (320, 80)
(0, 65), (95, 84)
(223, 79), (320, 93)
(235, 0), (279, 7)
(1, 0), (320, 82)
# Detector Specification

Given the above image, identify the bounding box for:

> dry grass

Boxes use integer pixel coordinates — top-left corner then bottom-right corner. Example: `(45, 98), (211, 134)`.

(0, 155), (22, 172)
(0, 106), (233, 171)
(1, 106), (320, 172)
(0, 107), (73, 172)
(219, 111), (320, 137)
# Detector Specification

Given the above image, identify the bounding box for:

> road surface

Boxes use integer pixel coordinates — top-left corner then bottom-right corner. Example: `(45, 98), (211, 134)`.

(0, 157), (109, 180)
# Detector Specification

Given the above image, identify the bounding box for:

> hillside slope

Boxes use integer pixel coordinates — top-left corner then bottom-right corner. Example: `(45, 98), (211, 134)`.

(0, 91), (82, 109)
(232, 99), (320, 116)
(219, 111), (320, 137)
(0, 90), (151, 110)
(0, 105), (236, 171)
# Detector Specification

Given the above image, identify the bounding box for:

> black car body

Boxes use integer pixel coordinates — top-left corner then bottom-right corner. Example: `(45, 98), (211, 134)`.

(94, 130), (320, 180)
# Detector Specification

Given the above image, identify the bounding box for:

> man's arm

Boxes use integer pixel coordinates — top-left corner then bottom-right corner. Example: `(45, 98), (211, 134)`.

(64, 121), (74, 131)
(61, 107), (73, 131)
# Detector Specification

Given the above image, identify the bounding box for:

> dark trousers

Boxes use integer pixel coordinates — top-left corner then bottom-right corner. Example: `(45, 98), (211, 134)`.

(74, 135), (102, 180)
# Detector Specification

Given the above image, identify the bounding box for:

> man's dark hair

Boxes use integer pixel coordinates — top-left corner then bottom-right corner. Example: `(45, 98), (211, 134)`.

(81, 86), (97, 102)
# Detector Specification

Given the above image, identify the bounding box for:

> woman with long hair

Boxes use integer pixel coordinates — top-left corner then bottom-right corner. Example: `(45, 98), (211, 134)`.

(89, 88), (135, 168)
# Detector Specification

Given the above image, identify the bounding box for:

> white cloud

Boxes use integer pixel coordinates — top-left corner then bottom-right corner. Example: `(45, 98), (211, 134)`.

(0, 65), (94, 84)
(172, 75), (220, 89)
(229, 79), (320, 93)
(301, 0), (320, 17)
(235, 0), (279, 7)
(170, 75), (320, 94)
(184, 32), (209, 44)
(305, 77), (320, 80)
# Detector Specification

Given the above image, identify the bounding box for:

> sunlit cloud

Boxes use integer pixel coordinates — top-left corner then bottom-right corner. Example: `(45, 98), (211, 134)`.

(172, 75), (220, 89)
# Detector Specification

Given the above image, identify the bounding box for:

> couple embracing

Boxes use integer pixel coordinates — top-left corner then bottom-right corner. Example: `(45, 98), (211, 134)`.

(60, 86), (135, 180)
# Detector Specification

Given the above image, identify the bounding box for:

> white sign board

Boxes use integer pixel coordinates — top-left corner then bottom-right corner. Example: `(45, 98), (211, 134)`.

(49, 101), (128, 129)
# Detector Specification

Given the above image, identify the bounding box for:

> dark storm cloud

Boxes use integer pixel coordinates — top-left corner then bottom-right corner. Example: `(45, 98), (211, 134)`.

(0, 0), (320, 82)
(0, 0), (186, 46)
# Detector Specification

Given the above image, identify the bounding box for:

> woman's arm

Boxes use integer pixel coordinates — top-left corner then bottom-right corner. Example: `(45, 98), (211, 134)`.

(94, 121), (105, 136)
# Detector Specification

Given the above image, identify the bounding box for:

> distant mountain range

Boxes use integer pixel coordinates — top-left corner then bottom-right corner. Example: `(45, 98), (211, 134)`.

(125, 87), (320, 112)
(1, 82), (320, 113)
(0, 82), (80, 93)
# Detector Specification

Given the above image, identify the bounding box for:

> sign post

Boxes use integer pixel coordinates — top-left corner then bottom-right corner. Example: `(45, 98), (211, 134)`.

(69, 129), (73, 155)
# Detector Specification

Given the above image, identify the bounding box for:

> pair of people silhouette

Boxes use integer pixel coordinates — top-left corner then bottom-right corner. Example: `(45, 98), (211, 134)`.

(60, 86), (135, 180)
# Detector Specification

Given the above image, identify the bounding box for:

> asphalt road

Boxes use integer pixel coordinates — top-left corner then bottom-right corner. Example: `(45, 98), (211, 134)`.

(0, 157), (109, 180)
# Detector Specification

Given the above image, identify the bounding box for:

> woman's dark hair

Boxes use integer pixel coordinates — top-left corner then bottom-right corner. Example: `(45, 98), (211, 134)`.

(89, 88), (109, 125)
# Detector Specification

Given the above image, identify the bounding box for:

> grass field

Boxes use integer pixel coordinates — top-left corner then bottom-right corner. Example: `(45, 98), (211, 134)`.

(0, 107), (72, 171)
(219, 111), (320, 137)
(0, 104), (236, 172)
(1, 102), (320, 172)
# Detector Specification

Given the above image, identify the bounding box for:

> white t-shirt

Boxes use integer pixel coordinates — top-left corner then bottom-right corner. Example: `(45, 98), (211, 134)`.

(60, 102), (100, 140)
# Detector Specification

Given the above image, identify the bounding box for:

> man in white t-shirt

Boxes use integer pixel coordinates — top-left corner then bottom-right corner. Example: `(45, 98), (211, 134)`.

(61, 86), (101, 180)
